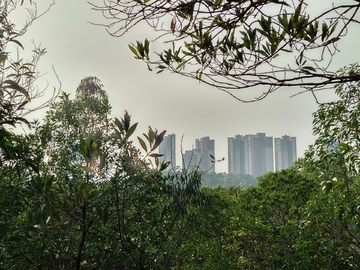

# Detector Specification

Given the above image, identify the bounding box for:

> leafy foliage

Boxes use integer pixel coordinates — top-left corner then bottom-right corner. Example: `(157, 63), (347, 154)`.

(3, 1), (360, 268)
(299, 63), (360, 268)
(3, 68), (360, 268)
(1, 75), (210, 269)
(0, 1), (59, 268)
(92, 0), (360, 101)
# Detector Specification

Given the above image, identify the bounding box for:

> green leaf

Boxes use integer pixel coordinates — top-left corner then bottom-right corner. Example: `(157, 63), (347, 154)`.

(321, 22), (328, 41)
(125, 122), (138, 140)
(213, 0), (222, 9)
(198, 70), (203, 82)
(149, 129), (156, 144)
(143, 132), (151, 143)
(176, 61), (185, 70)
(329, 21), (338, 36)
(301, 66), (316, 73)
(114, 117), (124, 132)
(150, 153), (163, 158)
(160, 161), (170, 172)
(324, 37), (340, 45)
(144, 38), (150, 55)
(138, 136), (148, 152)
(3, 80), (30, 101)
(10, 39), (24, 49)
(123, 111), (131, 131)
(128, 44), (141, 58)
(278, 14), (289, 32)
(153, 130), (166, 150)
(180, 24), (190, 36)
(170, 17), (176, 34)
(115, 129), (122, 140)
(256, 49), (269, 57)
(294, 1), (302, 23)
(136, 41), (145, 57)
(149, 176), (162, 189)
(322, 180), (345, 196)
(79, 137), (91, 163)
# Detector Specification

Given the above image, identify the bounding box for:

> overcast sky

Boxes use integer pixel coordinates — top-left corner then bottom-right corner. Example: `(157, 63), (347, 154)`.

(12, 0), (360, 172)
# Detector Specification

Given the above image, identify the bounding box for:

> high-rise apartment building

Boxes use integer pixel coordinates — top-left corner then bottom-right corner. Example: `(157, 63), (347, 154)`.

(228, 133), (274, 176)
(182, 136), (215, 173)
(182, 150), (200, 171)
(158, 134), (176, 169)
(274, 135), (297, 171)
(254, 133), (274, 176)
(228, 135), (245, 175)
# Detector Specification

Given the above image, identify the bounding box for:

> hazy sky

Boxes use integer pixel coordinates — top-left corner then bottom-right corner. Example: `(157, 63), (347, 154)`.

(12, 0), (360, 172)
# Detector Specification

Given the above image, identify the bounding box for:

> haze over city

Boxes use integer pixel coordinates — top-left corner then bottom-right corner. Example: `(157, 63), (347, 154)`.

(12, 0), (358, 172)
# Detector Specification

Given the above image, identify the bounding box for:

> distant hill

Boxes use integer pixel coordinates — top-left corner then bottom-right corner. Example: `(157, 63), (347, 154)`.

(202, 172), (258, 188)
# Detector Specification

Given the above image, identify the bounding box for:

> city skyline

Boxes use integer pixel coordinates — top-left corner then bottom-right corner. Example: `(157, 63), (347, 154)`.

(182, 136), (215, 173)
(228, 133), (274, 176)
(17, 1), (349, 174)
(160, 133), (297, 175)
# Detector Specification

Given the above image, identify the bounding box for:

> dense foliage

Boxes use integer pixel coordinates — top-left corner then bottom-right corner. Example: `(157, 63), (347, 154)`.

(202, 172), (258, 188)
(1, 76), (209, 269)
(1, 1), (360, 269)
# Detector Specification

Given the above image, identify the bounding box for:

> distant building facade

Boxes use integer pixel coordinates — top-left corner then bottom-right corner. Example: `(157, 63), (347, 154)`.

(228, 133), (274, 176)
(252, 133), (274, 176)
(274, 135), (297, 171)
(183, 136), (215, 173)
(158, 134), (176, 169)
(228, 135), (245, 175)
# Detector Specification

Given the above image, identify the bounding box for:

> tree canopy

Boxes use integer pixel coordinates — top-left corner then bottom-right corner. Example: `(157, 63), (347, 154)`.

(201, 172), (258, 188)
(3, 1), (360, 269)
(92, 0), (360, 102)
(0, 0), (58, 171)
